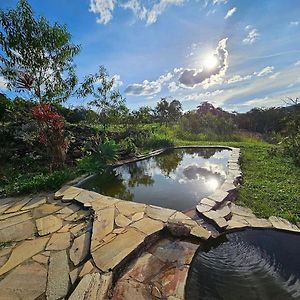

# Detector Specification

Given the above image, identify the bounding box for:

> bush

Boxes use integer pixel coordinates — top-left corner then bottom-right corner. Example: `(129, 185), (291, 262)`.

(142, 137), (174, 150)
(78, 139), (119, 173)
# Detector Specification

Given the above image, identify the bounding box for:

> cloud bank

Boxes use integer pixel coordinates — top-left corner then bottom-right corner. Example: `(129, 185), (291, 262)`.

(178, 38), (228, 88)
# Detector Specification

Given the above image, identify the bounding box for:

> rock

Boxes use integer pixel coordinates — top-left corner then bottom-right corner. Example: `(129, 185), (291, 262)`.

(69, 265), (83, 284)
(152, 286), (162, 298)
(0, 212), (32, 230)
(46, 250), (70, 300)
(132, 212), (145, 222)
(64, 210), (89, 222)
(54, 185), (72, 199)
(36, 215), (63, 236)
(70, 232), (91, 266)
(216, 205), (232, 219)
(245, 217), (272, 228)
(202, 211), (228, 229)
(0, 237), (49, 276)
(92, 228), (145, 272)
(4, 197), (32, 213)
(56, 203), (80, 217)
(146, 206), (176, 222)
(230, 203), (255, 218)
(190, 225), (211, 240)
(91, 207), (114, 251)
(116, 201), (146, 217)
(0, 219), (36, 242)
(196, 204), (211, 213)
(269, 216), (300, 232)
(79, 260), (94, 277)
(227, 219), (248, 229)
(113, 228), (126, 234)
(125, 253), (164, 283)
(0, 210), (27, 220)
(75, 190), (100, 205)
(91, 195), (119, 210)
(32, 204), (62, 219)
(208, 190), (229, 203)
(46, 232), (71, 250)
(69, 272), (112, 300)
(32, 254), (49, 264)
(61, 186), (83, 201)
(160, 266), (188, 299)
(21, 195), (47, 210)
(115, 214), (132, 227)
(113, 279), (151, 300)
(200, 198), (217, 207)
(0, 260), (47, 300)
(131, 217), (164, 235)
(70, 222), (87, 237)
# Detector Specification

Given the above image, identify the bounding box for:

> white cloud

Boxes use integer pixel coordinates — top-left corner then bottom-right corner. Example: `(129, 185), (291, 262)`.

(269, 72), (280, 79)
(125, 72), (173, 96)
(227, 74), (252, 84)
(0, 76), (7, 90)
(255, 66), (274, 77)
(168, 81), (180, 92)
(295, 60), (300, 66)
(90, 0), (185, 25)
(290, 21), (299, 26)
(243, 26), (260, 44)
(224, 7), (236, 19)
(179, 38), (229, 88)
(89, 0), (115, 24)
(204, 0), (227, 6)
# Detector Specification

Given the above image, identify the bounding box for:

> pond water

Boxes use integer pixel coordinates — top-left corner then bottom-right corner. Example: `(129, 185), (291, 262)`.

(80, 147), (231, 211)
(186, 229), (300, 300)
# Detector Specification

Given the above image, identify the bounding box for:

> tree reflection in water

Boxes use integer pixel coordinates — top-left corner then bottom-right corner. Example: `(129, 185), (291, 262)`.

(153, 149), (184, 177)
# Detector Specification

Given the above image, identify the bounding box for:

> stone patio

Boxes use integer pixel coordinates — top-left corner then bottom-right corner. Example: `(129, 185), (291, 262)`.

(0, 146), (299, 299)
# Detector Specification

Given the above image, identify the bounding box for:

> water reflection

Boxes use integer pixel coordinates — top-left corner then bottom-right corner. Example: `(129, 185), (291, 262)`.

(81, 148), (231, 211)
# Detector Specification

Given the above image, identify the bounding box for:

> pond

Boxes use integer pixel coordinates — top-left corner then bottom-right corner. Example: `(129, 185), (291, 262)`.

(186, 229), (300, 300)
(80, 147), (231, 211)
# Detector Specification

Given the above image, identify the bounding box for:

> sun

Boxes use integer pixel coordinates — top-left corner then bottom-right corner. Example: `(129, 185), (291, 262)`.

(203, 54), (218, 70)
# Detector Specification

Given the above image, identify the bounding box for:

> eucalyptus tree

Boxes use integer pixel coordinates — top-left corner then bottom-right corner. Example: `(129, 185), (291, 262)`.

(0, 0), (80, 104)
(76, 66), (127, 130)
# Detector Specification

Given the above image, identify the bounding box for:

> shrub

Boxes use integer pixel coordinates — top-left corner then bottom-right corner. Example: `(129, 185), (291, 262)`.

(32, 104), (68, 167)
(143, 137), (174, 150)
(78, 139), (119, 173)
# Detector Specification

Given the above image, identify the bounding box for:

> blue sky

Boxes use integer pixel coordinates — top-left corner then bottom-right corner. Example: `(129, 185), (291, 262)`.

(1, 0), (300, 112)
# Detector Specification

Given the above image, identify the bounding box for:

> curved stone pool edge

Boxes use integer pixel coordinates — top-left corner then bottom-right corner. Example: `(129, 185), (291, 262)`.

(62, 145), (300, 299)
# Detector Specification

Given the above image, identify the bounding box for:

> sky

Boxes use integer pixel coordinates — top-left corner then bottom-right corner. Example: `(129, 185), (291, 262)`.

(0, 0), (300, 112)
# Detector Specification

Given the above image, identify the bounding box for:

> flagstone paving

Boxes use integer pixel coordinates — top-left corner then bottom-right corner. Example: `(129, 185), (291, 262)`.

(0, 147), (299, 299)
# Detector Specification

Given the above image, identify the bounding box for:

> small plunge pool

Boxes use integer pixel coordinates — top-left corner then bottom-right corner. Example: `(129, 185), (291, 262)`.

(80, 147), (231, 211)
(186, 229), (300, 300)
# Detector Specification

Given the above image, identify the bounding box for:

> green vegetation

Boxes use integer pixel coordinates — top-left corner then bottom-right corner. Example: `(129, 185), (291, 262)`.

(0, 0), (300, 225)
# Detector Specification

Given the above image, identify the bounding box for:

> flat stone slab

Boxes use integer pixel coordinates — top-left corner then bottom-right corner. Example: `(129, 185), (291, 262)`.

(190, 225), (211, 240)
(92, 228), (145, 272)
(208, 190), (229, 203)
(115, 214), (132, 227)
(46, 250), (70, 300)
(4, 197), (32, 213)
(0, 212), (32, 230)
(269, 216), (300, 232)
(91, 207), (115, 251)
(146, 205), (176, 222)
(0, 237), (49, 276)
(0, 260), (47, 300)
(200, 198), (217, 207)
(0, 219), (36, 242)
(70, 231), (91, 266)
(46, 232), (71, 250)
(36, 215), (63, 236)
(32, 203), (62, 219)
(131, 217), (164, 235)
(21, 195), (47, 210)
(69, 272), (112, 300)
(116, 201), (146, 217)
(196, 204), (211, 213)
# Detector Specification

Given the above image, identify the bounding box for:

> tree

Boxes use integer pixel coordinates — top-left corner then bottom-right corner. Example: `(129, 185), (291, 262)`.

(76, 66), (126, 130)
(155, 98), (182, 124)
(0, 0), (80, 104)
(168, 99), (182, 122)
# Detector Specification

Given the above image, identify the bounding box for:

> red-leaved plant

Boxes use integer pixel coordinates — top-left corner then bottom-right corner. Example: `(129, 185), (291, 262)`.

(32, 104), (68, 167)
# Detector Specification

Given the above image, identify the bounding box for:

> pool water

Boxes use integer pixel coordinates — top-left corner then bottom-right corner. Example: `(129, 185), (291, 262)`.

(80, 147), (231, 211)
(186, 229), (300, 300)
